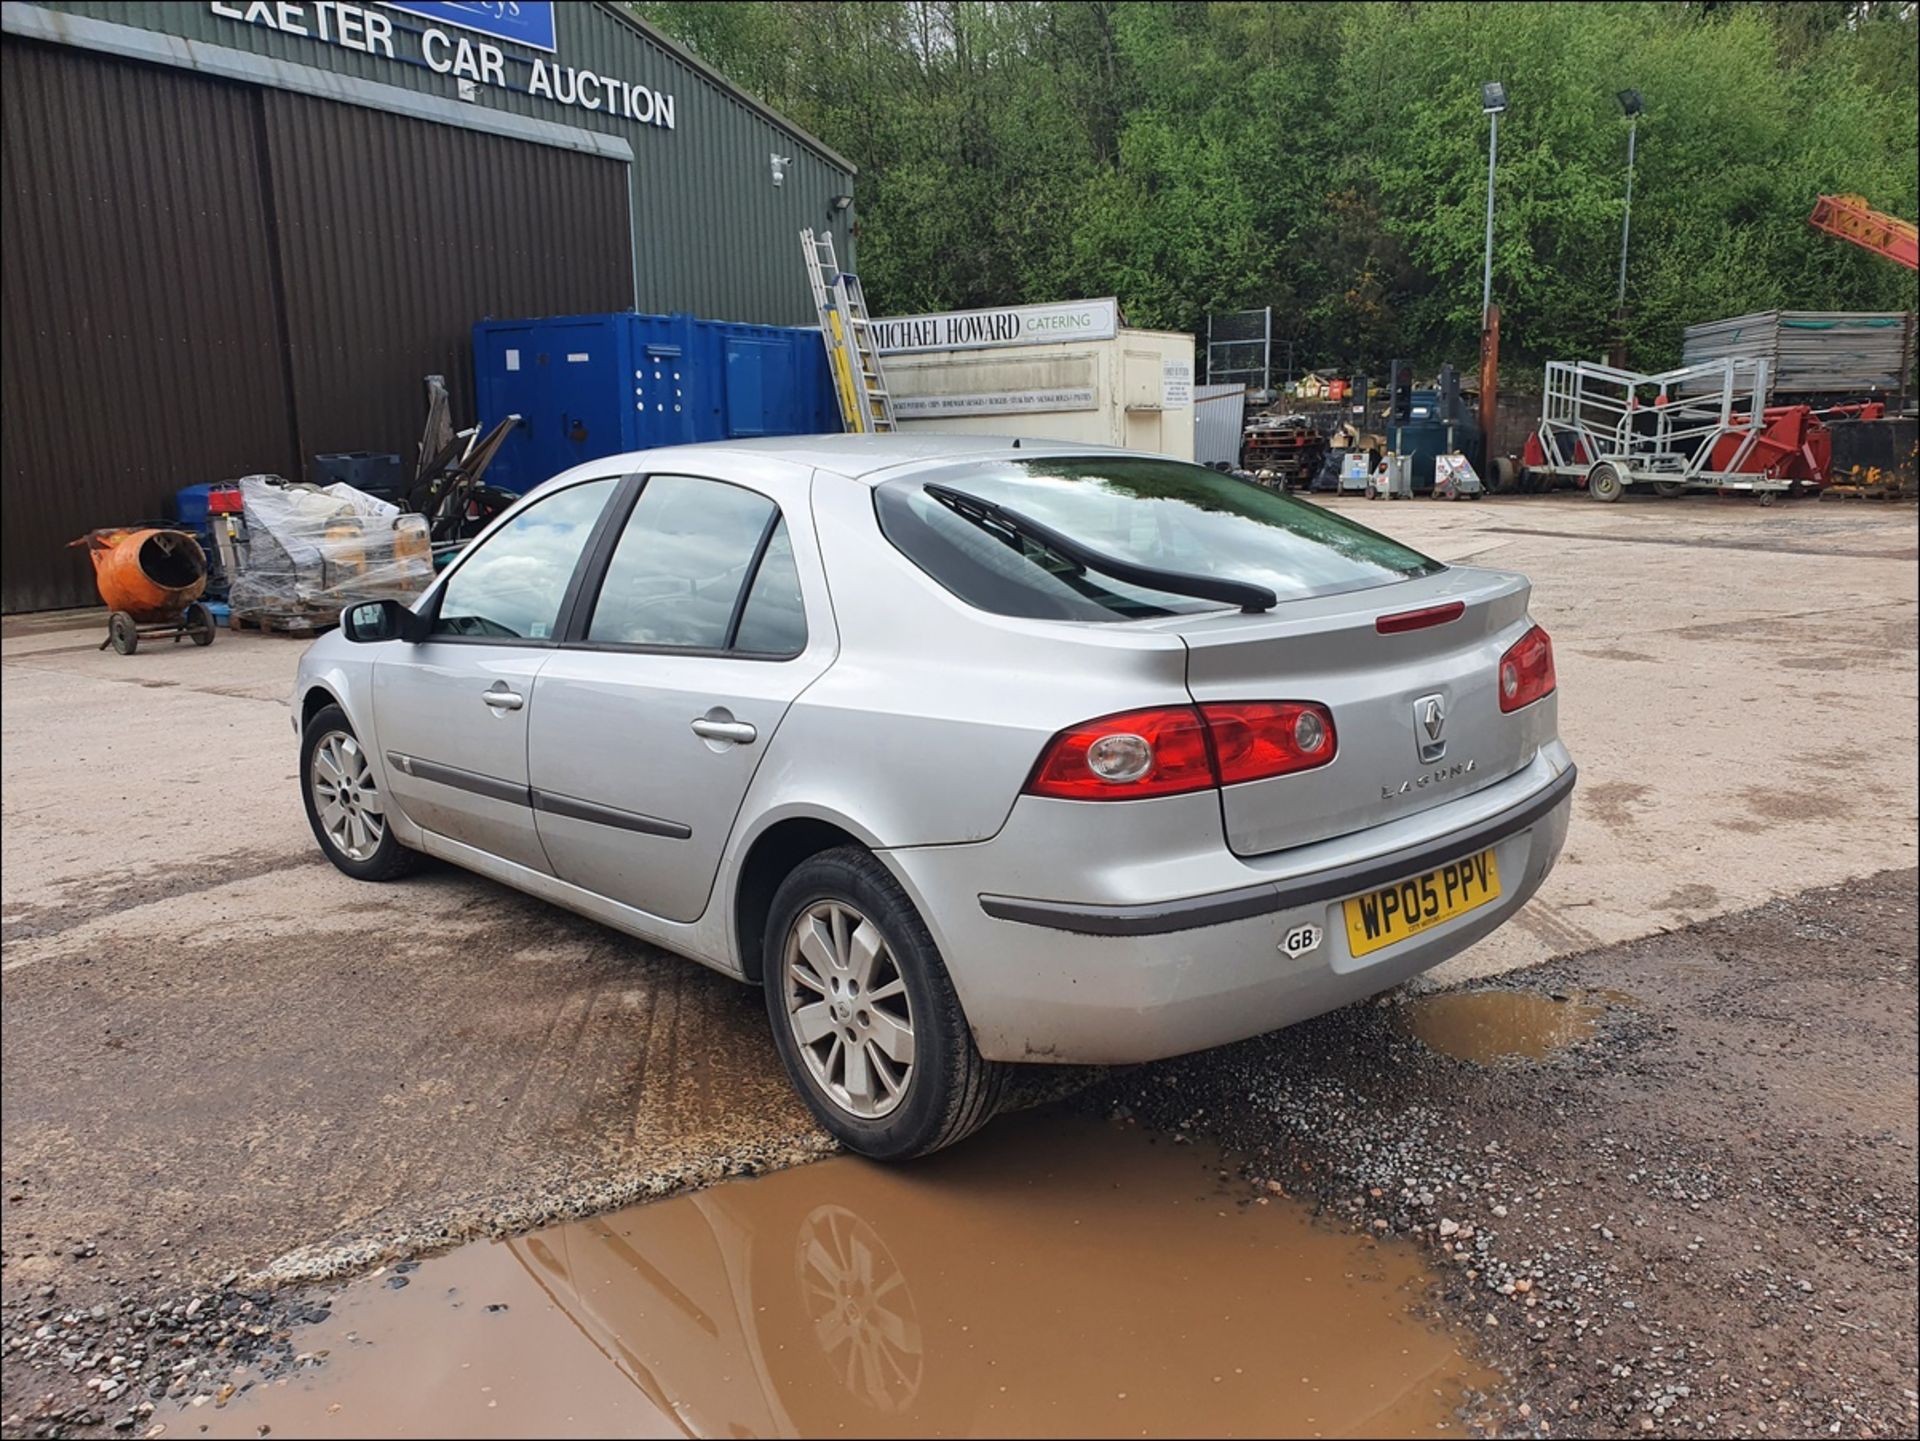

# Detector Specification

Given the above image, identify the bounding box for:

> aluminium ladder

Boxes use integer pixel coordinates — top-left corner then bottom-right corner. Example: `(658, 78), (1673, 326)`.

(801, 228), (896, 433)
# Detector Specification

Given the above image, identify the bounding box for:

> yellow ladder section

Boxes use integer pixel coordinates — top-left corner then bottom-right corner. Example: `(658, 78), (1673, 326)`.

(801, 228), (897, 433)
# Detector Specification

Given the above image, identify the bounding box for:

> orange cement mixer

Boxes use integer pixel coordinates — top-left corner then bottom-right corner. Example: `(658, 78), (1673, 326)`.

(69, 527), (216, 655)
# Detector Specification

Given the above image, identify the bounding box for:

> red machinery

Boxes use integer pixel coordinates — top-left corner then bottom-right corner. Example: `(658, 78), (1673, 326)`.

(1808, 195), (1919, 272)
(1706, 400), (1887, 485)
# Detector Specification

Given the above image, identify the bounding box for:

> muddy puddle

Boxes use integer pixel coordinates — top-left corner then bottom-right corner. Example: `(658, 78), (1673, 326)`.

(190, 1111), (1493, 1439)
(1399, 987), (1629, 1064)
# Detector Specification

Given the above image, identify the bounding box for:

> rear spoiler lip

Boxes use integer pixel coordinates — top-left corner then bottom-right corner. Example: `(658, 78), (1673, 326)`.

(1133, 567), (1530, 641)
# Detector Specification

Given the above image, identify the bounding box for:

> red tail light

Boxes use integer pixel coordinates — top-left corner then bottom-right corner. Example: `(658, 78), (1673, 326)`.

(1201, 701), (1338, 784)
(1025, 701), (1337, 800)
(1026, 706), (1215, 800)
(1498, 625), (1556, 712)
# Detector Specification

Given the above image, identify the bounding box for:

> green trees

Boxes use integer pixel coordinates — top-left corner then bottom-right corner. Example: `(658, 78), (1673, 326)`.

(639, 1), (1918, 379)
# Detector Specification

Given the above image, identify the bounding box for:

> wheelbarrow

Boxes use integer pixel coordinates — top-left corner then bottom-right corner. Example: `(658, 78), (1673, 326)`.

(69, 527), (216, 655)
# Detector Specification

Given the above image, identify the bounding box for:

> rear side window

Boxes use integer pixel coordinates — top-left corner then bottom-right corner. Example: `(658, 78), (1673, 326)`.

(732, 521), (807, 656)
(875, 457), (1442, 621)
(586, 475), (805, 655)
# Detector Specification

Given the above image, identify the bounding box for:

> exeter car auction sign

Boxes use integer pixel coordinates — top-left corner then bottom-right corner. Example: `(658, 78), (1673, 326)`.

(872, 299), (1120, 355)
(209, 1), (678, 128)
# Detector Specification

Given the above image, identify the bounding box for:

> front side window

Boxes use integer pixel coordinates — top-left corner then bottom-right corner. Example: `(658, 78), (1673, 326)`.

(875, 457), (1443, 622)
(433, 478), (617, 640)
(587, 475), (801, 653)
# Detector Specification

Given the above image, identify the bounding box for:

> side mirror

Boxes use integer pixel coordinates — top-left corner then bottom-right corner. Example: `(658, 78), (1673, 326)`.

(340, 598), (428, 644)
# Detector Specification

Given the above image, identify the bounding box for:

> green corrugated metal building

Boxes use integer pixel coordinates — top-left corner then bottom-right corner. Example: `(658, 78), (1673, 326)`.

(0, 0), (855, 609)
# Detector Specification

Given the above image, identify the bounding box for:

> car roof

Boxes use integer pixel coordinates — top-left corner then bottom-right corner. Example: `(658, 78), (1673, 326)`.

(592, 433), (1136, 484)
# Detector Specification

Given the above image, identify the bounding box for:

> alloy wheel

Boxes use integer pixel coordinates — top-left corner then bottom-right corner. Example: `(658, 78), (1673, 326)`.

(783, 900), (916, 1120)
(309, 729), (387, 861)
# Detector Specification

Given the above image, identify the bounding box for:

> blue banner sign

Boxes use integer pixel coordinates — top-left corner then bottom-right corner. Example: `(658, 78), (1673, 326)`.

(386, 2), (556, 53)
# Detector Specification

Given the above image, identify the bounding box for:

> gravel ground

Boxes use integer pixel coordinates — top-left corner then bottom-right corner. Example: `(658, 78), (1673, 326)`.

(7, 871), (1912, 1438)
(1097, 868), (1920, 1439)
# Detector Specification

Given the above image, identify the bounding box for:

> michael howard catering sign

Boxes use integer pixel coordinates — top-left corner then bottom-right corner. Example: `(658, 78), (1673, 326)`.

(872, 299), (1120, 355)
(387, 2), (557, 52)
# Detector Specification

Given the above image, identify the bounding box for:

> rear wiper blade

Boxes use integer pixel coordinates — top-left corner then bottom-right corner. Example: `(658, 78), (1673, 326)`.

(923, 483), (1276, 614)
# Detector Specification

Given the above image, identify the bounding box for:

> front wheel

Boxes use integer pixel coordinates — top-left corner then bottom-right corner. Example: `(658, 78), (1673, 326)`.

(1653, 480), (1686, 500)
(300, 703), (419, 881)
(1587, 463), (1626, 503)
(764, 846), (1007, 1160)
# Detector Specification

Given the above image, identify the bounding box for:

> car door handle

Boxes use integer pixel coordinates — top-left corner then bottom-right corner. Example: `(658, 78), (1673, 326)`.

(482, 688), (524, 711)
(690, 717), (757, 745)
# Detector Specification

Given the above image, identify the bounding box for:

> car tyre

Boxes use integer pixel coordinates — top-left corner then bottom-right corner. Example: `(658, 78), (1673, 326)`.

(764, 846), (1007, 1160)
(300, 703), (420, 882)
(1587, 462), (1626, 503)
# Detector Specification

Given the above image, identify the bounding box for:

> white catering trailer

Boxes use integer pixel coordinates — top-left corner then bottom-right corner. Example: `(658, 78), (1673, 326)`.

(870, 298), (1197, 461)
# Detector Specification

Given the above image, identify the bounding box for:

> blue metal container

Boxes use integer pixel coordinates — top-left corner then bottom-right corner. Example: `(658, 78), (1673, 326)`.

(473, 312), (839, 494)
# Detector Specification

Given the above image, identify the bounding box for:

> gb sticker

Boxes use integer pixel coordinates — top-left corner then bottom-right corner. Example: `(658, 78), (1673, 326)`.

(1281, 923), (1322, 959)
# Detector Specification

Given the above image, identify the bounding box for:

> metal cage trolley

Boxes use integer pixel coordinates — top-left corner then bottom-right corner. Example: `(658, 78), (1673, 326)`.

(1528, 356), (1796, 503)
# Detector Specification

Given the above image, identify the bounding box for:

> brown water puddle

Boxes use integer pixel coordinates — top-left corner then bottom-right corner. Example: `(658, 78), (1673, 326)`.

(1400, 988), (1629, 1064)
(196, 1112), (1492, 1439)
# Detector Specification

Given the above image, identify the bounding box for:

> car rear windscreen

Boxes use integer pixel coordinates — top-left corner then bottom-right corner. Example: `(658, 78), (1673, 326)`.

(874, 457), (1443, 622)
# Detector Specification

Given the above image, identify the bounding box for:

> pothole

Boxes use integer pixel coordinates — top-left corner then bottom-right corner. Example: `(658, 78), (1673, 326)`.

(1398, 988), (1632, 1064)
(195, 1111), (1493, 1438)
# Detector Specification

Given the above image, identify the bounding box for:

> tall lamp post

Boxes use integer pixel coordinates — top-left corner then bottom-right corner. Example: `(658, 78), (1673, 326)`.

(1480, 82), (1506, 323)
(1479, 82), (1507, 478)
(1612, 88), (1643, 366)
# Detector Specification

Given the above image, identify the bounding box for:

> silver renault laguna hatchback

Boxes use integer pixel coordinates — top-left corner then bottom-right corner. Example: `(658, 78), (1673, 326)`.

(294, 436), (1574, 1159)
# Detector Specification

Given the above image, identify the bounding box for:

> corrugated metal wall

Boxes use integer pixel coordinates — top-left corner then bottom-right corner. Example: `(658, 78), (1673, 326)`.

(34, 1), (857, 326)
(0, 38), (633, 611)
(1, 40), (294, 613)
(2, 2), (859, 609)
(261, 88), (632, 463)
(1193, 383), (1248, 468)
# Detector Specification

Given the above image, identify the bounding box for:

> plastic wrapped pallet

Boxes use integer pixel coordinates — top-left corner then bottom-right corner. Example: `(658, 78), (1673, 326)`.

(228, 475), (432, 626)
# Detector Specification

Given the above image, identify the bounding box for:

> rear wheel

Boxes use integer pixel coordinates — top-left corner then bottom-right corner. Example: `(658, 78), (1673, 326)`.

(1653, 480), (1686, 499)
(1587, 463), (1626, 503)
(764, 846), (1006, 1160)
(108, 611), (138, 655)
(184, 602), (216, 646)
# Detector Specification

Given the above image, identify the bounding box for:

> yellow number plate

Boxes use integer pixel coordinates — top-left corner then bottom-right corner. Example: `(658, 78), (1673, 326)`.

(1343, 849), (1501, 958)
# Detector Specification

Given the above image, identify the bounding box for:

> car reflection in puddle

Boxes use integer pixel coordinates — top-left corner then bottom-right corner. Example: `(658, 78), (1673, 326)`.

(202, 1110), (1493, 1439)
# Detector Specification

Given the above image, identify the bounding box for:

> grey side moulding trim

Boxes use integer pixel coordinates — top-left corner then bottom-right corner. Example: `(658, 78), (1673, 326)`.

(387, 751), (692, 839)
(388, 752), (530, 806)
(1, 3), (634, 163)
(531, 789), (691, 841)
(980, 764), (1578, 938)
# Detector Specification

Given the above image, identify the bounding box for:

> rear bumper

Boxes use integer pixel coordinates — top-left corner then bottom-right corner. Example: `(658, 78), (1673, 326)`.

(881, 745), (1575, 1065)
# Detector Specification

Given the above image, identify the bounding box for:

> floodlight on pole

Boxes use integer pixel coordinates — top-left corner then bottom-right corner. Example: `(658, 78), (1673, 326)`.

(1478, 82), (1506, 471)
(1615, 90), (1642, 312)
(1481, 82), (1503, 321)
